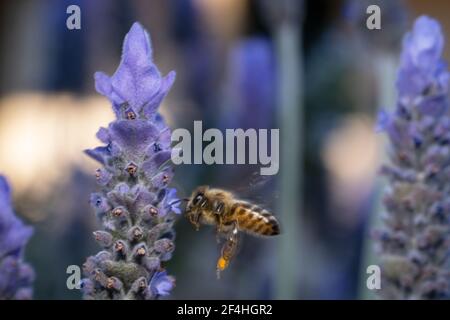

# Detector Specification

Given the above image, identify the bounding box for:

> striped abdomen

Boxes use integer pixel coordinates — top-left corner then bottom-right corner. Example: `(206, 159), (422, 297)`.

(230, 202), (280, 236)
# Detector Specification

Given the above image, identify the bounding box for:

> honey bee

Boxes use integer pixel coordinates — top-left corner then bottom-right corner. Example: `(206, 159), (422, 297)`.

(185, 185), (280, 278)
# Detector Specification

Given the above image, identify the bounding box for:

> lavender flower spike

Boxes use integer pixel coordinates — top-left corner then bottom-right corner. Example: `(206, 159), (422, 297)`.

(81, 22), (179, 300)
(0, 175), (34, 300)
(376, 16), (450, 299)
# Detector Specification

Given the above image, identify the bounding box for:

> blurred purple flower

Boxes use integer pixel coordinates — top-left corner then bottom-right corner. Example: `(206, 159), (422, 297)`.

(82, 22), (179, 300)
(225, 37), (276, 129)
(376, 16), (450, 300)
(0, 175), (34, 300)
(375, 109), (391, 132)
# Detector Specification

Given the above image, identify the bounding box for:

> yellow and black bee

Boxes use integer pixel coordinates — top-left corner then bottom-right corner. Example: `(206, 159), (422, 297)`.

(185, 185), (280, 278)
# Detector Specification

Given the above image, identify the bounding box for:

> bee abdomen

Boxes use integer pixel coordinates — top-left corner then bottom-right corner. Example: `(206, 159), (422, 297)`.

(233, 203), (280, 236)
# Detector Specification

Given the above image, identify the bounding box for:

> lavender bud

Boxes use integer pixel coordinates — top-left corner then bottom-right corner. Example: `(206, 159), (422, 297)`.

(95, 250), (112, 262)
(93, 231), (113, 248)
(106, 276), (123, 291)
(144, 256), (160, 271)
(148, 223), (172, 243)
(111, 206), (128, 219)
(125, 162), (138, 177)
(95, 168), (112, 186)
(141, 205), (159, 222)
(129, 276), (148, 297)
(113, 240), (129, 260)
(90, 193), (111, 216)
(128, 226), (144, 242)
(132, 243), (148, 263)
(153, 238), (175, 255)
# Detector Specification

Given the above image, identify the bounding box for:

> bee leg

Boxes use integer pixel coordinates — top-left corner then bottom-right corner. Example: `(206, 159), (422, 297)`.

(216, 222), (239, 279)
(215, 215), (224, 243)
(187, 211), (201, 231)
(193, 213), (201, 231)
(213, 201), (225, 243)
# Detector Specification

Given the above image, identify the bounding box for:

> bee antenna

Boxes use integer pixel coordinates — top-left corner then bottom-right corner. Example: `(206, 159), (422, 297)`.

(165, 198), (190, 208)
(175, 198), (190, 203)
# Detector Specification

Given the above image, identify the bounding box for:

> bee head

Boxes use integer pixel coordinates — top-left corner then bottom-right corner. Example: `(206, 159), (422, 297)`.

(189, 186), (209, 209)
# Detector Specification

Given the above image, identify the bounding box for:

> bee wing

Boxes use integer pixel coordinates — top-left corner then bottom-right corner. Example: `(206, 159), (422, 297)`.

(232, 171), (278, 206)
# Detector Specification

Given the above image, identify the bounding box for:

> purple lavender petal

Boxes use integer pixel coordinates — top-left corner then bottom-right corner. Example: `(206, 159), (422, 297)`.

(109, 120), (159, 157)
(142, 151), (172, 177)
(164, 188), (181, 215)
(93, 23), (176, 119)
(149, 271), (174, 296)
(84, 146), (111, 164)
(143, 71), (176, 117)
(96, 127), (111, 144)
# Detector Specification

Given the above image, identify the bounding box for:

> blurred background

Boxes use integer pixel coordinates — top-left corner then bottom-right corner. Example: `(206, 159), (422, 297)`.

(0, 0), (449, 299)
